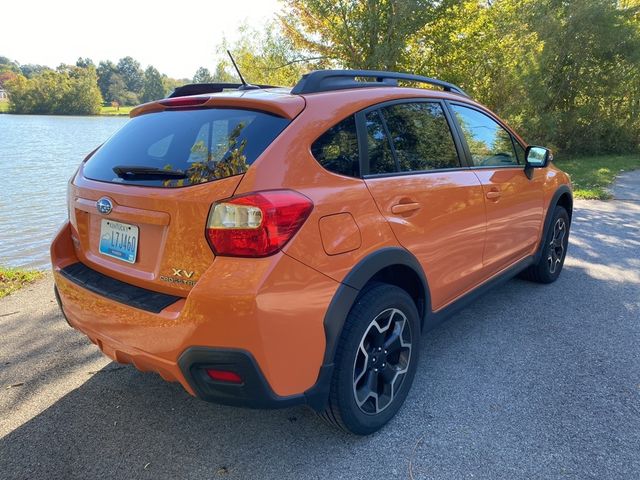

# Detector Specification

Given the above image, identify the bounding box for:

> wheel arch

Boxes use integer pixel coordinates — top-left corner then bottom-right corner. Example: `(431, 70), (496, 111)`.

(320, 248), (430, 367)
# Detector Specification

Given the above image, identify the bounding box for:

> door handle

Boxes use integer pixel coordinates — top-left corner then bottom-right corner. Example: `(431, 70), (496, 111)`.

(485, 190), (501, 200)
(391, 202), (421, 214)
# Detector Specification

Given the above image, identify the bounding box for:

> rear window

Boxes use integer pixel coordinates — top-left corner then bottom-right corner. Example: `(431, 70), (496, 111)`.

(83, 108), (290, 187)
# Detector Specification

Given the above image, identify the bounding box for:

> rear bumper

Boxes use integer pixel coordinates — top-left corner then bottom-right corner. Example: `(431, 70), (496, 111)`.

(178, 347), (333, 410)
(51, 221), (338, 409)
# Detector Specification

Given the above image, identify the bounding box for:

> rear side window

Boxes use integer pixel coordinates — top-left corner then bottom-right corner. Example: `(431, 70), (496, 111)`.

(83, 108), (290, 187)
(380, 102), (460, 172)
(365, 110), (397, 174)
(311, 116), (359, 177)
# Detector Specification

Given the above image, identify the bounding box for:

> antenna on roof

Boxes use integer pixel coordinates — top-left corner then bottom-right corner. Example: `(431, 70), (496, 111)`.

(227, 50), (259, 91)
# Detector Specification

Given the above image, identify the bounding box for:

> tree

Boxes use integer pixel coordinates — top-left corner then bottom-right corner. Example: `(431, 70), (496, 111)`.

(162, 74), (188, 97)
(0, 71), (18, 88)
(107, 73), (138, 105)
(523, 0), (640, 152)
(142, 66), (165, 102)
(97, 60), (118, 101)
(0, 56), (20, 74)
(193, 67), (214, 83)
(5, 66), (102, 115)
(212, 62), (235, 82)
(116, 56), (144, 94)
(280, 0), (453, 69)
(220, 21), (327, 86)
(405, 0), (541, 125)
(19, 64), (51, 78)
(76, 57), (95, 69)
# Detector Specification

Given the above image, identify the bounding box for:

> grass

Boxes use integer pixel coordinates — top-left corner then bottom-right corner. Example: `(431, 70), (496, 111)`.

(554, 154), (640, 200)
(99, 105), (134, 116)
(0, 267), (44, 298)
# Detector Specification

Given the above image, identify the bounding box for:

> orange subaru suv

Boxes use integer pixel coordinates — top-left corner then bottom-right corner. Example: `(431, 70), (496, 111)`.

(51, 70), (572, 434)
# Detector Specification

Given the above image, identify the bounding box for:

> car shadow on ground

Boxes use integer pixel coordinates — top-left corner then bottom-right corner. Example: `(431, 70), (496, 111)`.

(2, 272), (638, 479)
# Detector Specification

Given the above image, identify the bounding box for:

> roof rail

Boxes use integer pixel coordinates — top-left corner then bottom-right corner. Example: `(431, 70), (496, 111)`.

(291, 70), (469, 97)
(168, 83), (278, 98)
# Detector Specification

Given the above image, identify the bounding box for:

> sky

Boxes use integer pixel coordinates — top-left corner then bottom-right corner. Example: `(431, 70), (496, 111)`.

(1, 0), (282, 79)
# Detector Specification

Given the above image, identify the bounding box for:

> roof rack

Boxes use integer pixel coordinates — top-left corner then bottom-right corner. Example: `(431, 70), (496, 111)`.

(168, 83), (278, 98)
(291, 70), (469, 97)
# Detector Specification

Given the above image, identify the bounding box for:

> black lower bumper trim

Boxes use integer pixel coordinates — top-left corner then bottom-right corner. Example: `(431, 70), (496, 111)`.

(59, 262), (180, 314)
(178, 347), (333, 411)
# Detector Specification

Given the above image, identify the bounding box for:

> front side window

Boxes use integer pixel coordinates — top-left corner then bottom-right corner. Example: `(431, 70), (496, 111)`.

(380, 102), (460, 172)
(451, 104), (518, 167)
(311, 116), (359, 177)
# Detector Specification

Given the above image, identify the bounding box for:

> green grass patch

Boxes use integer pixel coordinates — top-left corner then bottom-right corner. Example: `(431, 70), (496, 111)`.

(554, 154), (640, 200)
(99, 105), (134, 116)
(0, 267), (44, 298)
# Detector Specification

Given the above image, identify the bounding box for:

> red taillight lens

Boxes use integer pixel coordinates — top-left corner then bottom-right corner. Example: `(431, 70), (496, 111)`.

(205, 369), (243, 384)
(206, 190), (313, 257)
(158, 96), (210, 107)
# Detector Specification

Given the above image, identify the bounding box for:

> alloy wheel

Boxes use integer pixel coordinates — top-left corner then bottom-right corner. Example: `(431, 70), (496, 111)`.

(548, 217), (567, 274)
(352, 308), (412, 415)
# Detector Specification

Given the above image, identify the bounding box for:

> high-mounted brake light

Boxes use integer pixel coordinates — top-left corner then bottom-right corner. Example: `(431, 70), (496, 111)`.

(158, 96), (210, 108)
(206, 190), (313, 257)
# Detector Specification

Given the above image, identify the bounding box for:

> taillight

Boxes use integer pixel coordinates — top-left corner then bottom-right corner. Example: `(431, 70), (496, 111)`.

(206, 190), (313, 257)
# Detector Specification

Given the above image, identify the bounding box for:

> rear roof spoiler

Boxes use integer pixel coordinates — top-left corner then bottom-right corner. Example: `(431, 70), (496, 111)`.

(169, 83), (278, 98)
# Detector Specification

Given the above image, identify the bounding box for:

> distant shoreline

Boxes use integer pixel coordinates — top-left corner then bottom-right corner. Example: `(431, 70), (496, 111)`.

(0, 102), (132, 117)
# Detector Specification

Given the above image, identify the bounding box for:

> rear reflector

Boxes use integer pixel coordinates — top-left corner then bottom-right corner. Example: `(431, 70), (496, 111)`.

(205, 369), (243, 384)
(158, 96), (210, 107)
(206, 190), (313, 257)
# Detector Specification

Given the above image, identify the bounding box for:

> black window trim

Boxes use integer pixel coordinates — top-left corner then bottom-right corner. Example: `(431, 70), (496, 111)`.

(356, 97), (470, 179)
(444, 100), (527, 170)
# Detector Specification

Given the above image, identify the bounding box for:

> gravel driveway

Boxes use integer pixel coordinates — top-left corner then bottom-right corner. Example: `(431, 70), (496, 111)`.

(1, 198), (639, 480)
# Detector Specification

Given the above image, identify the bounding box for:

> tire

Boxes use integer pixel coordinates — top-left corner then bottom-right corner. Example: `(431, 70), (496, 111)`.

(520, 206), (570, 284)
(320, 283), (420, 435)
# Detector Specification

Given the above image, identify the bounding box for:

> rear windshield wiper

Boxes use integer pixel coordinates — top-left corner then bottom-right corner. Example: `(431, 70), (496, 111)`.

(112, 165), (187, 180)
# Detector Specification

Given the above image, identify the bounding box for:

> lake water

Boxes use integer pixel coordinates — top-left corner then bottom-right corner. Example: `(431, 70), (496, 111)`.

(0, 114), (129, 269)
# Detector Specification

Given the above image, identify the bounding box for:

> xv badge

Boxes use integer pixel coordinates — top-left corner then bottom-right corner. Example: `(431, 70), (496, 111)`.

(172, 268), (195, 278)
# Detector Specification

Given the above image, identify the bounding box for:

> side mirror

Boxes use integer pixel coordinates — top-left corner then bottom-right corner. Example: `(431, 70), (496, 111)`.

(524, 146), (552, 178)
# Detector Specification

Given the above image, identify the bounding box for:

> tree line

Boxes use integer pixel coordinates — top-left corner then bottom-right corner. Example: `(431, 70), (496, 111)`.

(2, 0), (639, 154)
(0, 56), (194, 115)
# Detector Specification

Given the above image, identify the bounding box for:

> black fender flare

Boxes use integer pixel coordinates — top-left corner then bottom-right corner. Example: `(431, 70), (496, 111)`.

(535, 185), (573, 262)
(320, 247), (430, 367)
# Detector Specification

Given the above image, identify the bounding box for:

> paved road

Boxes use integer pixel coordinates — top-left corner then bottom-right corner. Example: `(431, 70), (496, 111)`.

(610, 169), (640, 201)
(1, 199), (639, 480)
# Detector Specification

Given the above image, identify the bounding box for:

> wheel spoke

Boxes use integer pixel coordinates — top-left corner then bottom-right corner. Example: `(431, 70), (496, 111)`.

(353, 345), (368, 386)
(383, 325), (402, 353)
(355, 370), (378, 408)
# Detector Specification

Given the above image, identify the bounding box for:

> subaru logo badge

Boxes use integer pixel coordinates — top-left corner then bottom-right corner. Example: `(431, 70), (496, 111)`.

(96, 197), (113, 215)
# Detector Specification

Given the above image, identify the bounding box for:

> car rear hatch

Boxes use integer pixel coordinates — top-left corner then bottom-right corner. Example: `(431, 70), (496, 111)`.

(68, 92), (304, 297)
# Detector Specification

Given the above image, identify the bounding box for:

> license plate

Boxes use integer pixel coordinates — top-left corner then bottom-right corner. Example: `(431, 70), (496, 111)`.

(99, 219), (139, 263)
